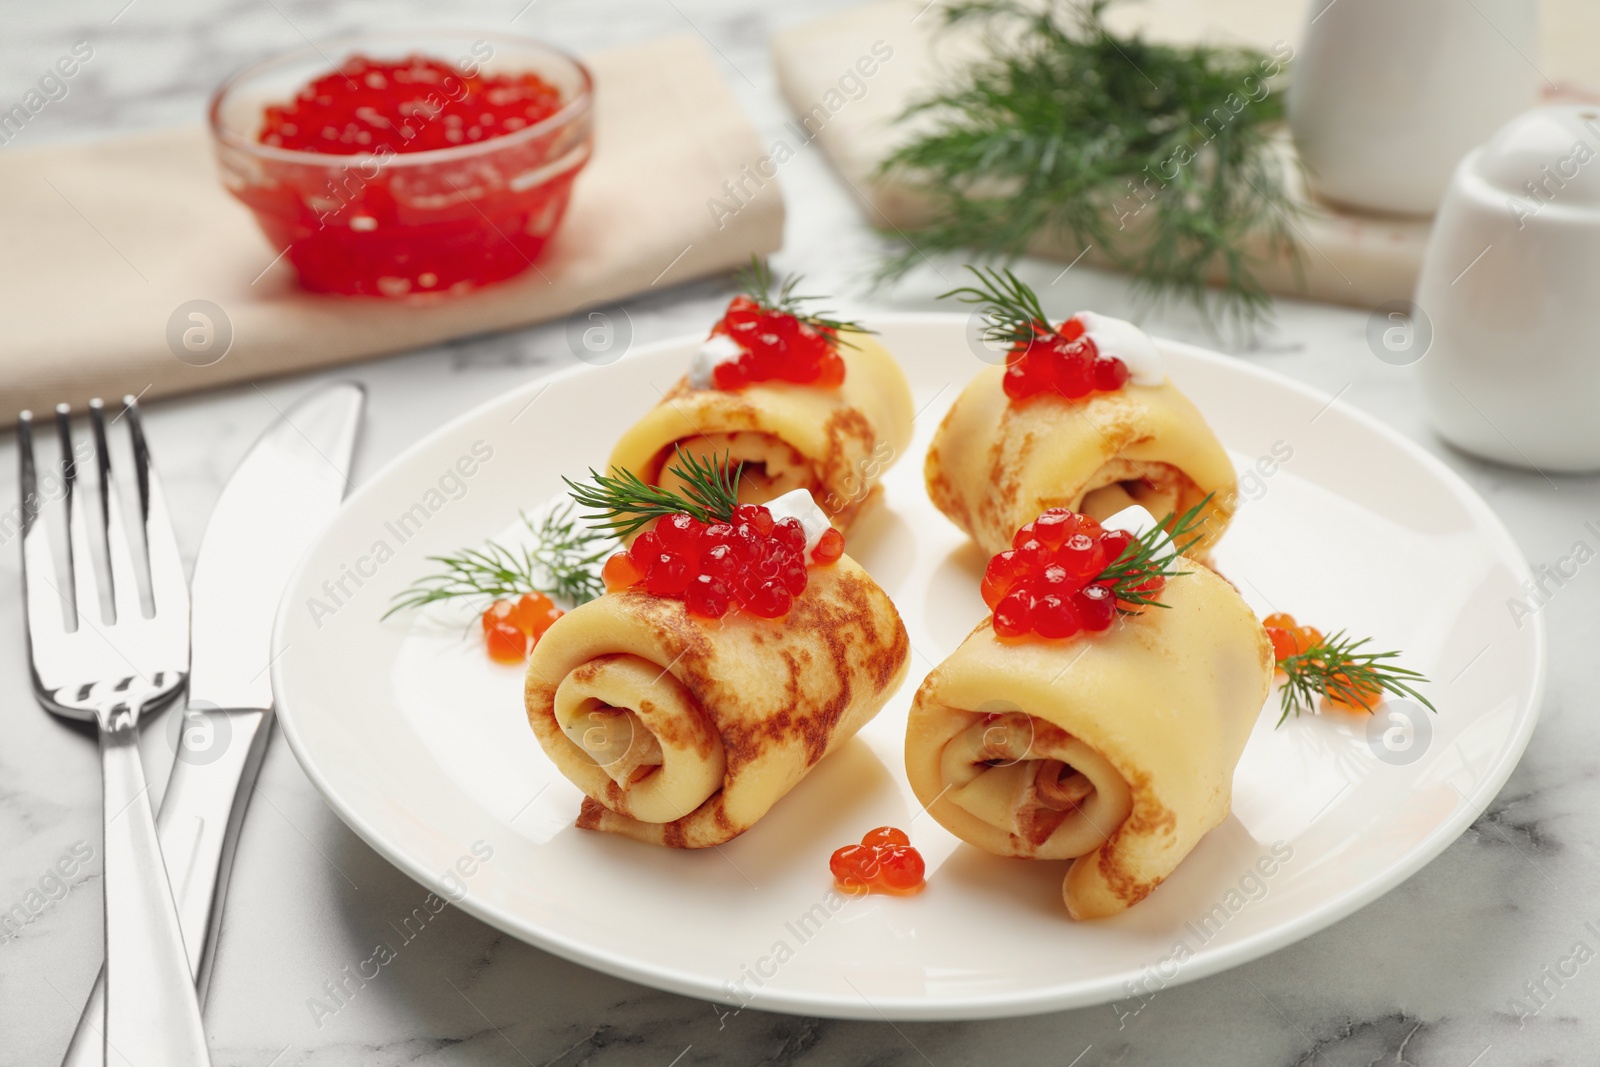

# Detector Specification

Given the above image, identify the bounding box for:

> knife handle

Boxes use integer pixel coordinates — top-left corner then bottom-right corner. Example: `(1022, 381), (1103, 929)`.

(61, 708), (272, 1067)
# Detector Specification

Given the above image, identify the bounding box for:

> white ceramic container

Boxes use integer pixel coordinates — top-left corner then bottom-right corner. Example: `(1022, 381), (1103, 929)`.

(1289, 0), (1540, 216)
(1417, 104), (1600, 471)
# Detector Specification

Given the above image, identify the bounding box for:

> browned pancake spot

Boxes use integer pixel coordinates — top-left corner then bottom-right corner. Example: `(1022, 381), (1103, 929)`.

(1095, 769), (1178, 906)
(576, 795), (606, 830)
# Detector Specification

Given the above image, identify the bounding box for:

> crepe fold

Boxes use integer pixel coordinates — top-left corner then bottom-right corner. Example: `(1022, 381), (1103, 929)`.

(608, 333), (914, 532)
(526, 556), (910, 847)
(925, 369), (1238, 558)
(905, 563), (1271, 919)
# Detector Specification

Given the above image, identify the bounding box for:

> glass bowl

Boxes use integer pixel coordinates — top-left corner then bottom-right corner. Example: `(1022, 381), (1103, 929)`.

(208, 30), (593, 298)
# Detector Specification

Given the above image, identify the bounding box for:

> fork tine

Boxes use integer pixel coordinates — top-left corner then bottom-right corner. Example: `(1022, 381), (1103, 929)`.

(17, 410), (67, 638)
(60, 403), (108, 631)
(91, 399), (144, 625)
(125, 398), (186, 619)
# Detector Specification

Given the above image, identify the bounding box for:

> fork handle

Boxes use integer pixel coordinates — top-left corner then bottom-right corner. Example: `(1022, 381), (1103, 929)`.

(63, 709), (270, 1067)
(99, 717), (212, 1067)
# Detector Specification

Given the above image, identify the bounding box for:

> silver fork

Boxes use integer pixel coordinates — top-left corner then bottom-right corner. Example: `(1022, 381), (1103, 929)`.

(19, 399), (211, 1067)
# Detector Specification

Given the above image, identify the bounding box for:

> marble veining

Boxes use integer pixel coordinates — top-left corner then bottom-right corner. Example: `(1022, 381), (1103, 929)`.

(3, 0), (1600, 1064)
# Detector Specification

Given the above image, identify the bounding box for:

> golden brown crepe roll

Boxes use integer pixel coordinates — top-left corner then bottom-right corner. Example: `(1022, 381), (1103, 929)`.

(526, 555), (910, 847)
(925, 368), (1238, 559)
(609, 332), (914, 532)
(905, 561), (1271, 919)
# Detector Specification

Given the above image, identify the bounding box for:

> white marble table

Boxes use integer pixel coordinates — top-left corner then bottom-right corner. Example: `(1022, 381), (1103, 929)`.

(2, 1), (1596, 1064)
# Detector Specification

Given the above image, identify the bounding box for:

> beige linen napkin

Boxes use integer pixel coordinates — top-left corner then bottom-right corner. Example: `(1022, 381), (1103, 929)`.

(771, 0), (1598, 310)
(0, 34), (783, 414)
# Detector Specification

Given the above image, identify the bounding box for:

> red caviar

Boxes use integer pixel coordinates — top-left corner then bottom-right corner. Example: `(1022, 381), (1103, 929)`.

(1265, 612), (1379, 711)
(812, 526), (845, 564)
(860, 826), (909, 849)
(1002, 316), (1130, 402)
(602, 506), (843, 620)
(602, 552), (644, 593)
(480, 590), (565, 663)
(481, 601), (527, 664)
(259, 55), (564, 155)
(1264, 612), (1323, 667)
(233, 53), (589, 297)
(830, 827), (926, 896)
(981, 509), (1147, 640)
(1326, 671), (1384, 711)
(708, 296), (847, 390)
(514, 590), (563, 636)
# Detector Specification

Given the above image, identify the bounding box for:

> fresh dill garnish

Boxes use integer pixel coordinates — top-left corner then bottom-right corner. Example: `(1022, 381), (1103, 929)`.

(1276, 631), (1435, 727)
(565, 447), (742, 537)
(941, 264), (1056, 347)
(878, 0), (1297, 332)
(1092, 494), (1213, 613)
(737, 256), (874, 347)
(383, 503), (610, 618)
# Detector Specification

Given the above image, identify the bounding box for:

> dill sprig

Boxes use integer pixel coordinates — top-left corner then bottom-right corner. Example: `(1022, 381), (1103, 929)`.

(1276, 631), (1435, 727)
(878, 0), (1297, 333)
(565, 447), (742, 537)
(1092, 494), (1212, 613)
(737, 256), (874, 347)
(941, 265), (1055, 347)
(383, 503), (610, 619)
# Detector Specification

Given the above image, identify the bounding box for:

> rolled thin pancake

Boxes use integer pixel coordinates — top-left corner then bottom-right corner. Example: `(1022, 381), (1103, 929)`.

(905, 561), (1271, 919)
(608, 332), (914, 531)
(925, 367), (1238, 558)
(526, 556), (910, 847)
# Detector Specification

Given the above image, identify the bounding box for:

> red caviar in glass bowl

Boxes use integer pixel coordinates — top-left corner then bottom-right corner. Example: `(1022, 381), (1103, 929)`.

(208, 31), (593, 298)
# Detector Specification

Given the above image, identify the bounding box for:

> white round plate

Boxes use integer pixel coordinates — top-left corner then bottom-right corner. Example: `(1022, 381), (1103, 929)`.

(273, 315), (1544, 1020)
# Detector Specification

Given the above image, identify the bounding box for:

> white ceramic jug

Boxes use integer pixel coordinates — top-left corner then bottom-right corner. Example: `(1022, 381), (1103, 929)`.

(1288, 0), (1539, 216)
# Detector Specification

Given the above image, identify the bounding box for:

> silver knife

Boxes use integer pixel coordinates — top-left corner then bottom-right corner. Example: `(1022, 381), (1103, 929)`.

(63, 383), (364, 1066)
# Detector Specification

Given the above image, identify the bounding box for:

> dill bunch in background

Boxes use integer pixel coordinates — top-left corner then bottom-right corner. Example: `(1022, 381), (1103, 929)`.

(879, 0), (1298, 332)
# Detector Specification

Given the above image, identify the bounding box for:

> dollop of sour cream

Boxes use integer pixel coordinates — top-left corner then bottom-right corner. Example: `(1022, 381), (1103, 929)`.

(1073, 311), (1165, 386)
(1101, 504), (1158, 539)
(689, 334), (744, 390)
(763, 488), (832, 555)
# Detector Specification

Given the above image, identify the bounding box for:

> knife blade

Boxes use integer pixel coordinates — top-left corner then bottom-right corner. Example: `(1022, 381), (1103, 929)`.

(63, 383), (364, 1067)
